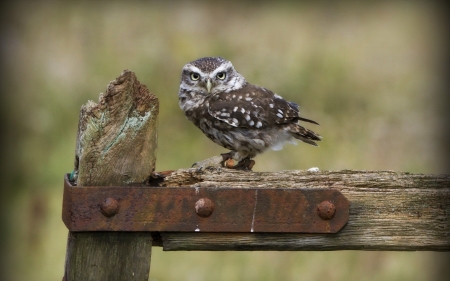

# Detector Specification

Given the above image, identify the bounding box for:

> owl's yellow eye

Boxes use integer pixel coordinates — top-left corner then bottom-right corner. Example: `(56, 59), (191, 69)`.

(190, 72), (200, 81)
(216, 72), (226, 80)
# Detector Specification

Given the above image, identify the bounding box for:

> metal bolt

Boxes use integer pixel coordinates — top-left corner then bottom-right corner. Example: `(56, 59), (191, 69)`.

(100, 198), (119, 217)
(317, 200), (336, 220)
(195, 198), (215, 217)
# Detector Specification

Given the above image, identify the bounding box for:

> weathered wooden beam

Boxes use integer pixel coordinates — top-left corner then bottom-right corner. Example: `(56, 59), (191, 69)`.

(64, 70), (158, 281)
(157, 169), (450, 251)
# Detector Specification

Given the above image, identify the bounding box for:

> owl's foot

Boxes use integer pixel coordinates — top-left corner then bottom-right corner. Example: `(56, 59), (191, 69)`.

(220, 153), (255, 171)
(220, 152), (234, 168)
(233, 157), (255, 171)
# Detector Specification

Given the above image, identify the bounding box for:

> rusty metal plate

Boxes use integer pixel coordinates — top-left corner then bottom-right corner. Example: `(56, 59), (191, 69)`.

(63, 174), (349, 233)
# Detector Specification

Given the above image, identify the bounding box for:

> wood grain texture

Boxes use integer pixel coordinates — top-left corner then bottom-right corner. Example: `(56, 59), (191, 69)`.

(65, 232), (152, 280)
(73, 70), (158, 186)
(64, 70), (157, 281)
(157, 169), (450, 251)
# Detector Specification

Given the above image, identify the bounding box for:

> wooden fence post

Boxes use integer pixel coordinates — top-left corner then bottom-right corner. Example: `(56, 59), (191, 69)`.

(63, 70), (158, 281)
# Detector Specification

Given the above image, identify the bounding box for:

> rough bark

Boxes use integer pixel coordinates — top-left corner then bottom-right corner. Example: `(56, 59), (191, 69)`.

(155, 168), (450, 251)
(64, 70), (157, 281)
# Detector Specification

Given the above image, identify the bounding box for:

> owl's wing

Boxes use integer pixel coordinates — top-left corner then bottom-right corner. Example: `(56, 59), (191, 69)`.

(208, 84), (318, 128)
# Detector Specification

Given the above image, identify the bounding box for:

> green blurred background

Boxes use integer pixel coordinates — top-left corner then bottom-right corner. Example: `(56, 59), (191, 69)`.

(1, 1), (449, 280)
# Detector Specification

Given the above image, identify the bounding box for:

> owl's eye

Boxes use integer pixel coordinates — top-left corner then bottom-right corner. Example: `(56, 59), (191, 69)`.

(190, 72), (200, 81)
(216, 72), (226, 80)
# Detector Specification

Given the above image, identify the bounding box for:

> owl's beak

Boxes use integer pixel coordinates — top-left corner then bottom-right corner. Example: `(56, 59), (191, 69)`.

(206, 79), (212, 93)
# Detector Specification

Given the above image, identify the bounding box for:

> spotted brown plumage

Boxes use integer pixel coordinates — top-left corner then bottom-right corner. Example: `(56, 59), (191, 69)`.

(178, 57), (321, 169)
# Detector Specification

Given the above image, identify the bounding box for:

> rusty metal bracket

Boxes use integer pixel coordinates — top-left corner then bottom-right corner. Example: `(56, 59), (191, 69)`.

(63, 174), (349, 233)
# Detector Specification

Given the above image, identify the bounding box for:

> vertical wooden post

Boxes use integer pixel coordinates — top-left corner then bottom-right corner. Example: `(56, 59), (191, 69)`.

(64, 70), (158, 281)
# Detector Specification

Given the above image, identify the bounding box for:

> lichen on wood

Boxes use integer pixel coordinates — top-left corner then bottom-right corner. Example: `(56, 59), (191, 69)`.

(73, 70), (158, 186)
(65, 70), (157, 281)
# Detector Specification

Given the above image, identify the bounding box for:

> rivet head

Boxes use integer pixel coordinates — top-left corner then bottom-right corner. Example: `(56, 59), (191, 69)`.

(317, 200), (336, 220)
(100, 198), (119, 217)
(195, 198), (215, 217)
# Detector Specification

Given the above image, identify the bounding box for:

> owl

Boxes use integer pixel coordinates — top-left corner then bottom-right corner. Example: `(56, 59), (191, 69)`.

(178, 57), (321, 170)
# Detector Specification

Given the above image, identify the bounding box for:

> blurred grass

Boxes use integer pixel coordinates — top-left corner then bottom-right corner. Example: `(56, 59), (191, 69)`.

(0, 1), (449, 280)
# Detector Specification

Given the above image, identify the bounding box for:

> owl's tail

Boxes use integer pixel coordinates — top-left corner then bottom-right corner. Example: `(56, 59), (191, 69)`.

(289, 124), (322, 146)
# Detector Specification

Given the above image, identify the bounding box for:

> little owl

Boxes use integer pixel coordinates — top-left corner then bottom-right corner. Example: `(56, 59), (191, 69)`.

(178, 57), (321, 170)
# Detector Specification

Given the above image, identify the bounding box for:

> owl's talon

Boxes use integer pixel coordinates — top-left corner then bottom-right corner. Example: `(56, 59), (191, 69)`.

(223, 159), (235, 168)
(247, 160), (255, 170)
(230, 157), (255, 171)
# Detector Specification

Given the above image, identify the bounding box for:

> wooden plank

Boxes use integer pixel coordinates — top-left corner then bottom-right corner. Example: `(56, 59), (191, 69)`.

(64, 70), (158, 281)
(157, 169), (450, 251)
(65, 232), (152, 280)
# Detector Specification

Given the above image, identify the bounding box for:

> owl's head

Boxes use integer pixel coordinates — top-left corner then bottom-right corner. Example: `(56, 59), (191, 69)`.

(180, 57), (246, 95)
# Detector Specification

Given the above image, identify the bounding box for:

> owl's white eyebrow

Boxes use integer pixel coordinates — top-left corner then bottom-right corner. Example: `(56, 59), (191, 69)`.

(185, 65), (203, 74)
(210, 61), (233, 76)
